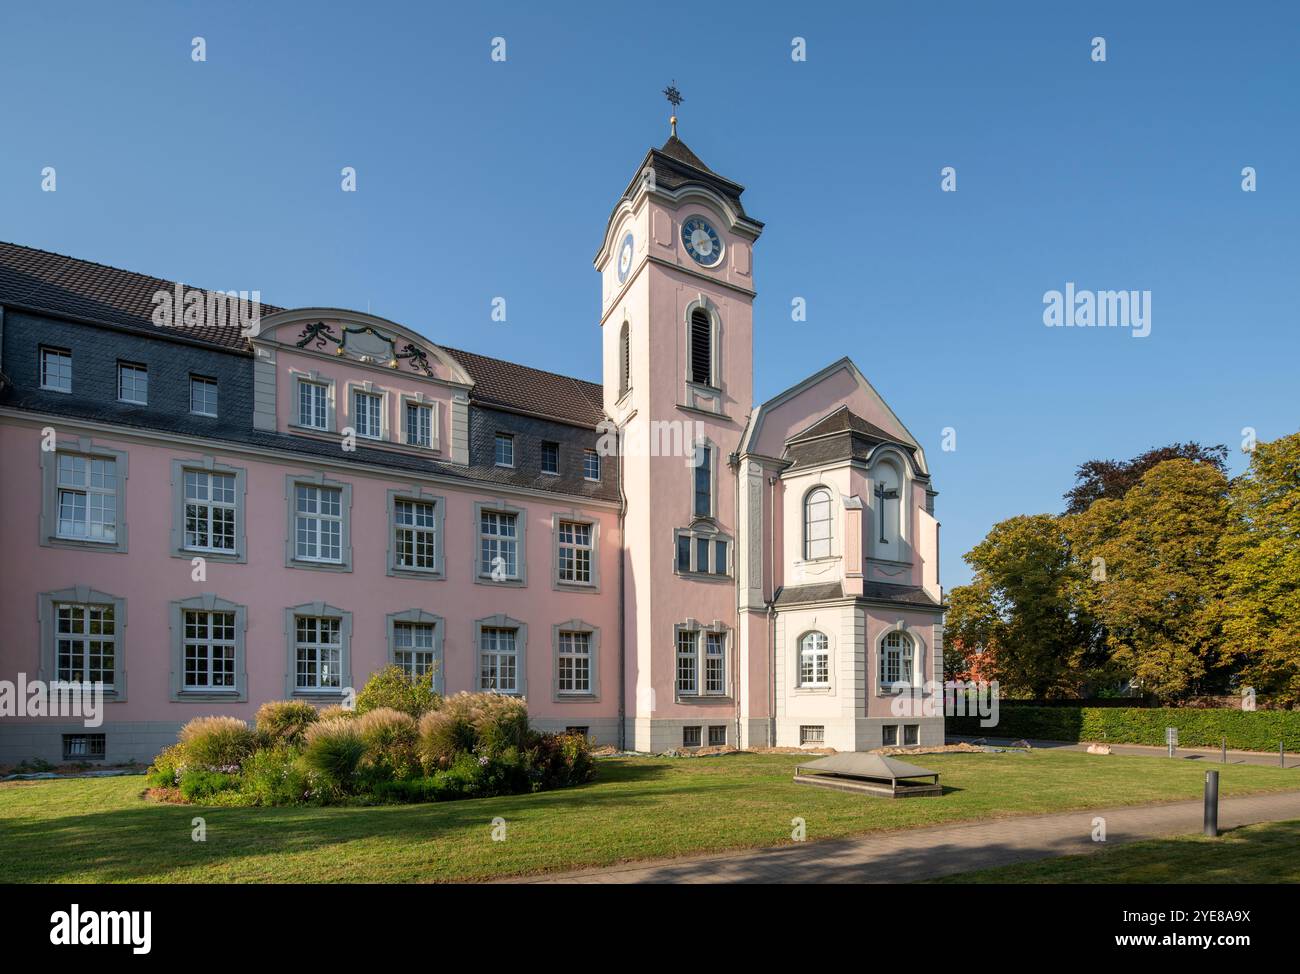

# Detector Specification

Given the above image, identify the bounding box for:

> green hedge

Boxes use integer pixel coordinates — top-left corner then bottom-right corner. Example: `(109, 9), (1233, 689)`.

(948, 706), (1300, 751)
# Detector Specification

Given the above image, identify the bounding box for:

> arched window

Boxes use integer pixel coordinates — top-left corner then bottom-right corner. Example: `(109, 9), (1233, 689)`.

(689, 307), (712, 386)
(872, 460), (902, 548)
(799, 632), (830, 687)
(618, 321), (631, 398)
(803, 487), (832, 559)
(880, 631), (915, 688)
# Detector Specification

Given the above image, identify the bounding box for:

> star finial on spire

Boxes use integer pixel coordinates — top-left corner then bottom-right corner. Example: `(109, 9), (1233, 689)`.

(662, 81), (683, 136)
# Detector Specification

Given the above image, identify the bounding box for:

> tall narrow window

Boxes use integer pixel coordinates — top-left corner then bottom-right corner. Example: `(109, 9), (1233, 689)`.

(183, 469), (236, 552)
(117, 363), (148, 404)
(479, 510), (518, 579)
(190, 376), (218, 417)
(394, 499), (437, 571)
(557, 630), (592, 694)
(494, 434), (514, 467)
(393, 622), (436, 678)
(541, 441), (559, 475)
(479, 627), (519, 692)
(676, 630), (698, 695)
(689, 308), (712, 385)
(56, 454), (117, 543)
(557, 520), (593, 584)
(880, 631), (915, 688)
(618, 321), (631, 397)
(353, 390), (382, 439)
(406, 402), (432, 447)
(55, 603), (116, 687)
(704, 632), (726, 694)
(295, 615), (342, 690)
(298, 381), (328, 430)
(295, 485), (343, 562)
(693, 444), (712, 517)
(799, 632), (830, 687)
(40, 348), (72, 392)
(804, 487), (832, 559)
(183, 610), (236, 690)
(583, 449), (601, 481)
(873, 462), (902, 548)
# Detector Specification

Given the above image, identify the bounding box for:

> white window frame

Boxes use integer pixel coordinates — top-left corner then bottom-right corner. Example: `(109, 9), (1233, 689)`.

(182, 468), (237, 554)
(583, 449), (601, 482)
(478, 507), (521, 582)
(117, 362), (148, 404)
(479, 626), (520, 694)
(40, 347), (72, 393)
(880, 630), (916, 689)
(804, 487), (833, 560)
(182, 608), (238, 692)
(352, 388), (384, 440)
(556, 630), (592, 696)
(55, 454), (118, 544)
(190, 375), (218, 417)
(541, 441), (560, 476)
(494, 433), (515, 468)
(54, 602), (117, 689)
(799, 631), (831, 688)
(294, 614), (344, 691)
(556, 519), (593, 586)
(675, 623), (730, 699)
(403, 398), (435, 449)
(393, 497), (438, 572)
(393, 621), (437, 679)
(297, 379), (330, 430)
(294, 484), (344, 563)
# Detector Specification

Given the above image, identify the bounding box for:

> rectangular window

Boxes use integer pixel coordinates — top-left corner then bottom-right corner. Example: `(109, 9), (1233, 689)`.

(800, 725), (825, 745)
(406, 402), (432, 447)
(708, 725), (727, 747)
(393, 622), (436, 678)
(183, 470), (236, 552)
(183, 610), (237, 690)
(479, 627), (518, 692)
(693, 445), (711, 517)
(494, 433), (514, 467)
(190, 376), (218, 417)
(696, 537), (710, 574)
(583, 449), (601, 481)
(682, 726), (702, 748)
(295, 485), (343, 562)
(541, 441), (559, 475)
(55, 603), (116, 687)
(62, 734), (106, 761)
(295, 615), (342, 690)
(882, 725), (899, 747)
(557, 630), (592, 694)
(479, 510), (518, 579)
(676, 534), (691, 573)
(40, 348), (72, 392)
(297, 380), (328, 429)
(565, 726), (590, 738)
(704, 632), (726, 695)
(353, 390), (382, 439)
(56, 454), (117, 542)
(117, 363), (148, 404)
(557, 520), (593, 584)
(676, 630), (698, 695)
(713, 539), (728, 575)
(903, 724), (919, 746)
(394, 499), (437, 571)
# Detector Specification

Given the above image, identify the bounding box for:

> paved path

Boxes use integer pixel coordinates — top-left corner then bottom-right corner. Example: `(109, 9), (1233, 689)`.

(507, 790), (1300, 884)
(948, 735), (1300, 768)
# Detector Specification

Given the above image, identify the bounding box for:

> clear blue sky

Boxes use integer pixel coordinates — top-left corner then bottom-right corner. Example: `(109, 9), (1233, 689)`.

(3, 1), (1296, 586)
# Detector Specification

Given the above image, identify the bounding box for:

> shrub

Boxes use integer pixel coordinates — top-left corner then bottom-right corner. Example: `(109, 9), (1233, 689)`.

(355, 665), (439, 718)
(255, 700), (319, 748)
(239, 747), (311, 806)
(179, 769), (239, 802)
(418, 708), (477, 771)
(301, 717), (365, 792)
(146, 743), (187, 788)
(357, 707), (420, 780)
(527, 732), (597, 791)
(317, 704), (355, 721)
(947, 705), (1300, 751)
(178, 715), (255, 769)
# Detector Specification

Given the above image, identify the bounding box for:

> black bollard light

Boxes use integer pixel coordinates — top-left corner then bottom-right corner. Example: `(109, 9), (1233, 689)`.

(1204, 770), (1219, 837)
(1221, 737), (1227, 764)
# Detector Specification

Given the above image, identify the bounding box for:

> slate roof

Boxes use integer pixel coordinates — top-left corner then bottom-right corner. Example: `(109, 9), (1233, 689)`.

(775, 580), (941, 609)
(0, 241), (607, 429)
(784, 405), (921, 472)
(623, 135), (761, 226)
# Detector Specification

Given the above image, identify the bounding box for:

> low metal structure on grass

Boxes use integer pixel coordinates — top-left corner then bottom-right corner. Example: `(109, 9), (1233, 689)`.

(792, 753), (942, 798)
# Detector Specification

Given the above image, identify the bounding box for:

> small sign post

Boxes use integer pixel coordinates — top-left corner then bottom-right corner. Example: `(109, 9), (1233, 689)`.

(1204, 770), (1219, 837)
(1166, 726), (1178, 758)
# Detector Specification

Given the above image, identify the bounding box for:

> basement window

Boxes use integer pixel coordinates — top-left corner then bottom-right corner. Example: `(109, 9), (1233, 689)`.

(62, 733), (106, 761)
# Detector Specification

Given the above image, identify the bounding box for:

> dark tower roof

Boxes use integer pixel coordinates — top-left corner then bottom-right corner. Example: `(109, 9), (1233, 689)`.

(620, 134), (762, 227)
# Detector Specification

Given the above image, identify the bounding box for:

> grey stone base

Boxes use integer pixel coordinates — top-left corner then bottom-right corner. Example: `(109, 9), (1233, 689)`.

(775, 717), (946, 752)
(528, 717), (622, 748)
(0, 721), (183, 767)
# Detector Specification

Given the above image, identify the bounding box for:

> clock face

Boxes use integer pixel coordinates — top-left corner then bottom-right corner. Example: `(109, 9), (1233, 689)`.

(681, 216), (723, 267)
(617, 232), (634, 283)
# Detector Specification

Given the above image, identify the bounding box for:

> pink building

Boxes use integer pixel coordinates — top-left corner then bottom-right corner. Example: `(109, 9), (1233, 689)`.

(0, 126), (944, 765)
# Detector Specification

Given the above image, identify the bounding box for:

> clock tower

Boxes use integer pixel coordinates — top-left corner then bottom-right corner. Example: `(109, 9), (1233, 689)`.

(593, 106), (764, 751)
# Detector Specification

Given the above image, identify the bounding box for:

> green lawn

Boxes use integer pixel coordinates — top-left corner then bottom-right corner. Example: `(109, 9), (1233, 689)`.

(0, 750), (1295, 883)
(932, 819), (1300, 883)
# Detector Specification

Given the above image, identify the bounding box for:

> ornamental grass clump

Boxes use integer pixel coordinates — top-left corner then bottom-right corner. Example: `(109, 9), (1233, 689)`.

(301, 717), (365, 793)
(178, 715), (256, 769)
(357, 707), (420, 780)
(254, 700), (319, 748)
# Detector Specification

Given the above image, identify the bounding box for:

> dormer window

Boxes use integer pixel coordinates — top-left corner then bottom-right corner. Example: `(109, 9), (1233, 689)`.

(689, 308), (712, 386)
(803, 487), (832, 560)
(298, 380), (329, 430)
(353, 390), (382, 440)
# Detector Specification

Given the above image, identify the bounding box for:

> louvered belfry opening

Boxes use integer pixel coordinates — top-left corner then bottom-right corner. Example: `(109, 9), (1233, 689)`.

(689, 308), (712, 386)
(619, 321), (631, 397)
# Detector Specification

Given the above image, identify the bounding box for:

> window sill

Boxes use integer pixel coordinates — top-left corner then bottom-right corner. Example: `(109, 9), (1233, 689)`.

(389, 566), (445, 580)
(179, 689), (241, 700)
(794, 685), (833, 695)
(554, 579), (598, 593)
(674, 570), (732, 583)
(675, 694), (732, 703)
(475, 574), (526, 588)
(176, 547), (244, 563)
(288, 558), (351, 573)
